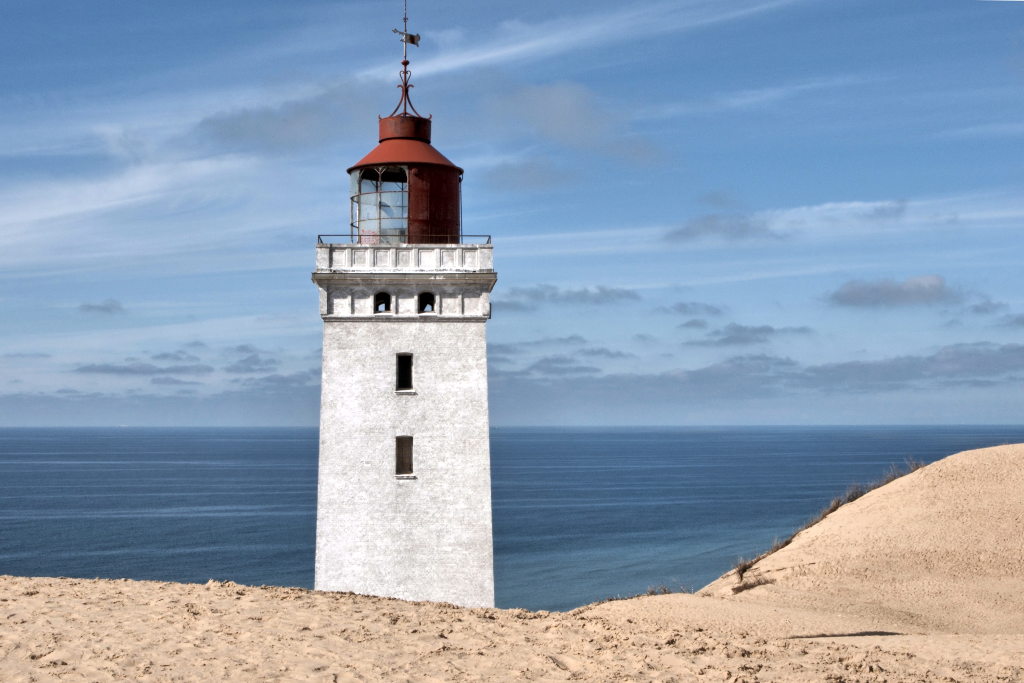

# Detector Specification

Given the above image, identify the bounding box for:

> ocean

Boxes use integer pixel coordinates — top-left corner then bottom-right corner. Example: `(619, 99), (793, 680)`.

(2, 426), (1022, 611)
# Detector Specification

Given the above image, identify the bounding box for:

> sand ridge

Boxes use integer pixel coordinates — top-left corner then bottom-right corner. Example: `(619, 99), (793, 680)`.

(4, 575), (1022, 681)
(702, 443), (1024, 635)
(3, 443), (1024, 681)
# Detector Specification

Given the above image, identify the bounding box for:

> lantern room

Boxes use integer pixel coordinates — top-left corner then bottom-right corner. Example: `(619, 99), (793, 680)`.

(348, 114), (462, 244)
(347, 48), (462, 245)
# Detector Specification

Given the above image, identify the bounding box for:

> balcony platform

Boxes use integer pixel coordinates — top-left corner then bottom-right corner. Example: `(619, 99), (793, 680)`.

(315, 236), (493, 273)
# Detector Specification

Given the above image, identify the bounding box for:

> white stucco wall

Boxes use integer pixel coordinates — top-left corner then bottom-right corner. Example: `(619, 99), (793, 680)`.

(312, 245), (496, 607)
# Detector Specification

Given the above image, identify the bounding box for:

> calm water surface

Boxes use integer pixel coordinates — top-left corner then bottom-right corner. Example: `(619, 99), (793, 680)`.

(2, 426), (1022, 610)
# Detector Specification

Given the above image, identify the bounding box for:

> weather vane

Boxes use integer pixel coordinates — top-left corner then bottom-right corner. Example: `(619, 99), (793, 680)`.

(393, 0), (421, 59)
(389, 0), (422, 117)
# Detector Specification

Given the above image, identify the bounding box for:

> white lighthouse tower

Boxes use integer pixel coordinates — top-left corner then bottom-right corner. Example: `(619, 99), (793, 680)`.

(311, 17), (496, 607)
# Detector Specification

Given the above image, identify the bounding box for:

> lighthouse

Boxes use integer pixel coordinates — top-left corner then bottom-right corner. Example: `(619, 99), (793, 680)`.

(311, 15), (496, 607)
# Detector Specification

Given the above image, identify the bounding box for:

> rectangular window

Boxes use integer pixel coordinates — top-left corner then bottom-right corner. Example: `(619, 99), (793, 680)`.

(396, 353), (413, 391)
(395, 436), (413, 475)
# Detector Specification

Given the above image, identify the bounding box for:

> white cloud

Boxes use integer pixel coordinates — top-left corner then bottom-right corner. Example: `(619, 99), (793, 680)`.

(828, 275), (961, 308)
(941, 121), (1024, 139)
(483, 82), (650, 159)
(0, 152), (332, 279)
(2, 313), (314, 363)
(0, 158), (257, 240)
(639, 75), (879, 119)
(665, 213), (786, 242)
(762, 189), (1024, 237)
(359, 0), (801, 80)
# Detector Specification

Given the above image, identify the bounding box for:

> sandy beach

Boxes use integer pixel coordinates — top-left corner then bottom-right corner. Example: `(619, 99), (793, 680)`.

(3, 443), (1023, 681)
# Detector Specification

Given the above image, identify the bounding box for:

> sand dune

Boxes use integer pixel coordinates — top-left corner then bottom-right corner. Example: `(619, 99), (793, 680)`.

(702, 443), (1024, 634)
(3, 443), (1023, 681)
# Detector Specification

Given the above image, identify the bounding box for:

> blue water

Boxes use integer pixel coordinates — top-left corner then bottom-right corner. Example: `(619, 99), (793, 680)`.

(2, 426), (1023, 611)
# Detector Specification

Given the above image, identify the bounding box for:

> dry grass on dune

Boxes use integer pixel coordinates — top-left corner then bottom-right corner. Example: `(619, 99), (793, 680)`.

(703, 443), (1024, 635)
(732, 458), (928, 584)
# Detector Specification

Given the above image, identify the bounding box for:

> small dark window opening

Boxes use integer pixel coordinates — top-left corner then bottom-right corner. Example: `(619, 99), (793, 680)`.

(396, 354), (413, 391)
(418, 292), (436, 313)
(374, 292), (391, 313)
(395, 436), (413, 475)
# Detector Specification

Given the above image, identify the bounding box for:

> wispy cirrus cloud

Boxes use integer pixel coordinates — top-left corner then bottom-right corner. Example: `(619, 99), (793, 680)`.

(760, 198), (909, 234)
(0, 158), (252, 238)
(0, 157), (275, 278)
(8, 1), (796, 171)
(762, 189), (1024, 238)
(941, 121), (1024, 139)
(640, 74), (879, 119)
(361, 0), (800, 81)
(0, 153), (320, 279)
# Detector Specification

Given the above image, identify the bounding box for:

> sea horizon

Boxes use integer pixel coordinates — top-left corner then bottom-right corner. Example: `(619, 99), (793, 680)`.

(4, 423), (1023, 429)
(3, 425), (1024, 611)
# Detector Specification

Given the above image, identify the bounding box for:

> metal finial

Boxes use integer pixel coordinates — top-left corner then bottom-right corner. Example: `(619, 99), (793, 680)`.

(403, 0), (409, 62)
(389, 0), (422, 117)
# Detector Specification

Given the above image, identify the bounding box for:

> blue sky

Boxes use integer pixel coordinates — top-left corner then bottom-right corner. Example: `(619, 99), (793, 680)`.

(1, 0), (1022, 426)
